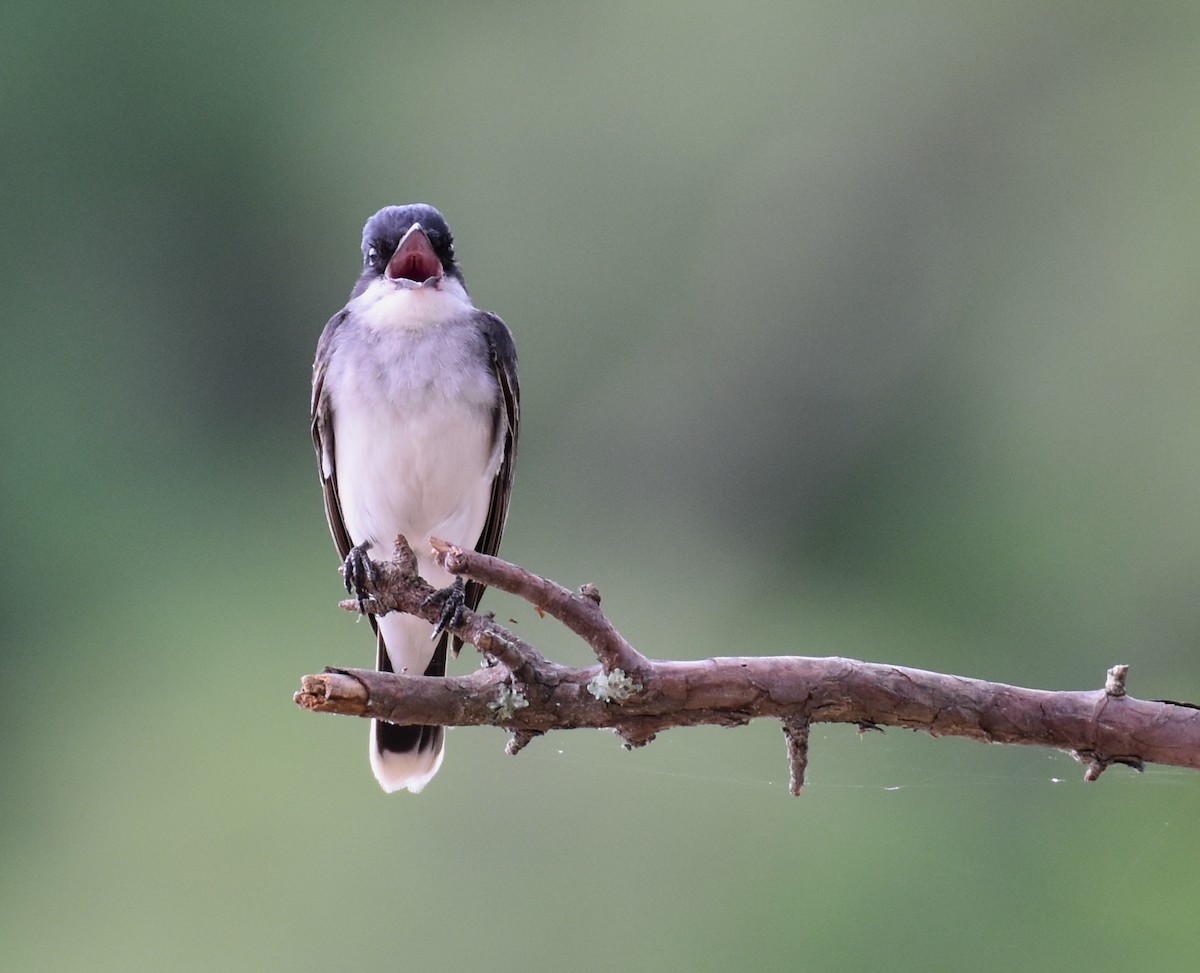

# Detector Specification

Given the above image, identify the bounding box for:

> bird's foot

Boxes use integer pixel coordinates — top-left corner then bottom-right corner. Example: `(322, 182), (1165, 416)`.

(342, 541), (379, 614)
(424, 576), (467, 640)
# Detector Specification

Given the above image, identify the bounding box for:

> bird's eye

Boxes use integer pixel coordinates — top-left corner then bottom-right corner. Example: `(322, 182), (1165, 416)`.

(365, 245), (379, 264)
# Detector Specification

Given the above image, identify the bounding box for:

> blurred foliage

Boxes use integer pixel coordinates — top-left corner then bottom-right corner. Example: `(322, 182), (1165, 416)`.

(3, 1), (1199, 970)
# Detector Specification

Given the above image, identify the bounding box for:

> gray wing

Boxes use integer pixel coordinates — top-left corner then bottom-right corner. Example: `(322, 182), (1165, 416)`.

(311, 310), (355, 563)
(311, 310), (393, 662)
(464, 310), (520, 617)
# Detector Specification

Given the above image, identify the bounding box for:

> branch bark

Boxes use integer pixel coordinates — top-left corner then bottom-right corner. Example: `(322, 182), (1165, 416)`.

(295, 537), (1200, 793)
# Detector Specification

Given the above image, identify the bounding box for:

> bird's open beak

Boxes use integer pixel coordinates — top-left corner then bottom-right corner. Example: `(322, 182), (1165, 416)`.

(385, 223), (444, 284)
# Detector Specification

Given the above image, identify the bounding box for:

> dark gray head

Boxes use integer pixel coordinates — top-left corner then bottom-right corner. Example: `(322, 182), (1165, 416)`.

(353, 204), (463, 299)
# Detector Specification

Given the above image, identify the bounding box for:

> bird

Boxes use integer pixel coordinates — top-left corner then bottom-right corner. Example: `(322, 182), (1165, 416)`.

(311, 203), (519, 793)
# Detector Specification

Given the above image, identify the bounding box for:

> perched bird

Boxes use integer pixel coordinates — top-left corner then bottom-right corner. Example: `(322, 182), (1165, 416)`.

(311, 204), (519, 793)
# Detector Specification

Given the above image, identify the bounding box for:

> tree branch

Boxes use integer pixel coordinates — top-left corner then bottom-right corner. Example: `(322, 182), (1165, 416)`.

(296, 537), (1200, 793)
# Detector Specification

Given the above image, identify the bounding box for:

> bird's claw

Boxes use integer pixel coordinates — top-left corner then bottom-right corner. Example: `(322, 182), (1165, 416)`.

(425, 576), (466, 640)
(342, 541), (378, 614)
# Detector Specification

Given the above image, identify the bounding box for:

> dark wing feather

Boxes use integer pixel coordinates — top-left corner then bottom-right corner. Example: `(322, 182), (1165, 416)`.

(461, 311), (521, 631)
(312, 310), (391, 660)
(311, 310), (354, 562)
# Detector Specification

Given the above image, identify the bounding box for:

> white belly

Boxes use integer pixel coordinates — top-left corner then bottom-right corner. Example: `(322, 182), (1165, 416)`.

(334, 392), (495, 584)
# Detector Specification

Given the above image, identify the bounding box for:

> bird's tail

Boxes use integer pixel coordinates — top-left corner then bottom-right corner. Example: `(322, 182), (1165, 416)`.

(369, 617), (448, 794)
(370, 719), (444, 794)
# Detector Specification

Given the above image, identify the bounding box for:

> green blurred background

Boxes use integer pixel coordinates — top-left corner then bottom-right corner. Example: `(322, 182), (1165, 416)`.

(4, 1), (1199, 970)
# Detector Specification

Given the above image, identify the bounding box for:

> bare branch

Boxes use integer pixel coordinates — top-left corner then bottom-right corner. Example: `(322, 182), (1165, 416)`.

(296, 540), (1200, 793)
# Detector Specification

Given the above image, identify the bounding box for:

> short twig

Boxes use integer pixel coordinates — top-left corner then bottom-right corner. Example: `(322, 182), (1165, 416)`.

(782, 717), (811, 796)
(431, 538), (650, 676)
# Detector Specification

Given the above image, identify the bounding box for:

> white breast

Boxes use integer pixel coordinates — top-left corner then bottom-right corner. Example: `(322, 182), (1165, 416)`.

(327, 281), (501, 583)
